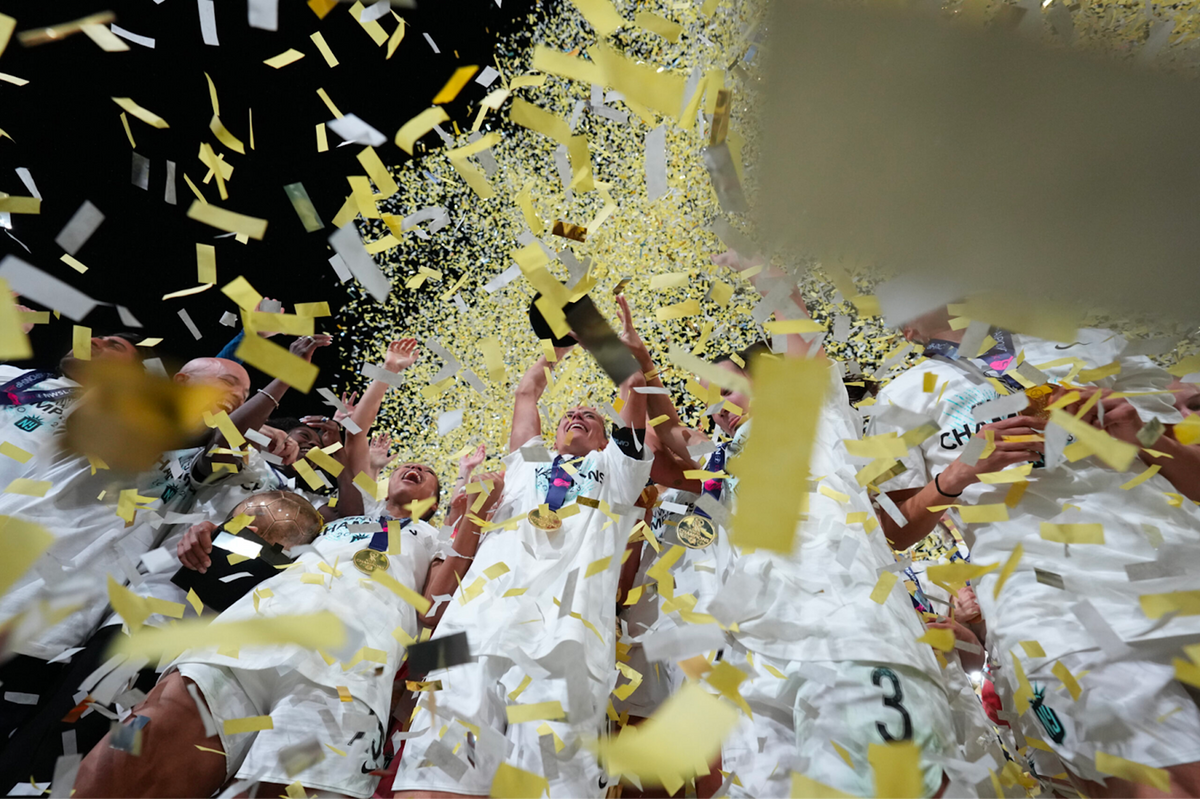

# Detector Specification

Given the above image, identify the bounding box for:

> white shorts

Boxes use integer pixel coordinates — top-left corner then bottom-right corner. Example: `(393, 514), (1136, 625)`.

(176, 663), (386, 799)
(391, 654), (611, 798)
(721, 654), (953, 798)
(1017, 649), (1200, 780)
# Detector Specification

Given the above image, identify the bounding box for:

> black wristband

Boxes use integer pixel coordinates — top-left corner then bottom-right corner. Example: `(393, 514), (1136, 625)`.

(611, 425), (646, 460)
(934, 473), (963, 498)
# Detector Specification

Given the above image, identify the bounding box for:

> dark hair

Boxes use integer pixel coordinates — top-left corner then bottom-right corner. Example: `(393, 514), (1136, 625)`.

(266, 416), (305, 433)
(109, 331), (155, 362)
(712, 341), (772, 371)
(843, 377), (881, 405)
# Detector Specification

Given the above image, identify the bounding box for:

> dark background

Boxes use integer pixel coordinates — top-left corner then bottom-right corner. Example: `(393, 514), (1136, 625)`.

(0, 0), (534, 416)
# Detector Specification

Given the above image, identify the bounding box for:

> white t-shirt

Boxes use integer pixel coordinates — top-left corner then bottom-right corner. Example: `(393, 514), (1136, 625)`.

(624, 441), (740, 643)
(0, 442), (199, 659)
(433, 435), (652, 684)
(134, 449), (341, 627)
(171, 514), (441, 721)
(868, 329), (1200, 662)
(722, 366), (943, 680)
(0, 366), (78, 491)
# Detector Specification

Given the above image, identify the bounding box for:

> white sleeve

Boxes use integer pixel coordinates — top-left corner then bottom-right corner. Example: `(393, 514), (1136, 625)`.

(866, 381), (936, 493)
(600, 436), (653, 506)
(411, 520), (446, 561)
(503, 436), (542, 470)
(1067, 329), (1180, 423)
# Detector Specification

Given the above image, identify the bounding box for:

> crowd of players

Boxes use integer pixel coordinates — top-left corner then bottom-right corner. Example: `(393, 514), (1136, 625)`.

(2, 251), (1200, 798)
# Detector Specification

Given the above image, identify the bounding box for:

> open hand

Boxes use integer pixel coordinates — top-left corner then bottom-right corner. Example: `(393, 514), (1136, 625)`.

(385, 338), (419, 373)
(370, 434), (401, 474)
(290, 334), (333, 362)
(458, 443), (486, 475)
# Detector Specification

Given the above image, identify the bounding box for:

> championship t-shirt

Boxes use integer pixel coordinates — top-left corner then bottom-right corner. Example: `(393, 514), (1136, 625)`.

(171, 514), (441, 721)
(0, 443), (199, 659)
(721, 366), (943, 681)
(133, 449), (350, 628)
(868, 328), (1200, 662)
(432, 435), (652, 685)
(0, 366), (78, 491)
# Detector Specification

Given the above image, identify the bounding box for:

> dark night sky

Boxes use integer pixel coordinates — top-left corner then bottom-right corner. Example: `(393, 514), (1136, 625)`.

(0, 0), (534, 416)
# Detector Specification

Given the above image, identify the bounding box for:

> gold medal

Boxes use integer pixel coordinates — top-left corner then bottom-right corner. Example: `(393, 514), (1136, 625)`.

(676, 514), (717, 549)
(1024, 384), (1056, 420)
(353, 548), (390, 575)
(527, 507), (563, 531)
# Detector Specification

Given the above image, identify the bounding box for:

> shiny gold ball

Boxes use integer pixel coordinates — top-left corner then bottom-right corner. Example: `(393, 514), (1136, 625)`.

(228, 490), (324, 550)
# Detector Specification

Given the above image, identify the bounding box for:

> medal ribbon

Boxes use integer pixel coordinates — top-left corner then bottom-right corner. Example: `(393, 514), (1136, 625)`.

(544, 456), (575, 511)
(0, 370), (76, 407)
(367, 516), (405, 551)
(692, 444), (727, 521)
(924, 330), (1023, 393)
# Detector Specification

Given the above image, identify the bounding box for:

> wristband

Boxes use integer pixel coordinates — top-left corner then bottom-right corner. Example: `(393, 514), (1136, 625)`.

(934, 473), (963, 498)
(256, 389), (280, 409)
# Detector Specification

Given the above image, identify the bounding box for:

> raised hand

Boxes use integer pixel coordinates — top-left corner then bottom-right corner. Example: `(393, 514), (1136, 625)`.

(332, 391), (359, 424)
(459, 443), (486, 474)
(369, 433), (401, 474)
(300, 416), (342, 448)
(475, 470), (506, 515)
(252, 424), (300, 465)
(711, 248), (765, 273)
(290, 334), (333, 362)
(385, 338), (420, 373)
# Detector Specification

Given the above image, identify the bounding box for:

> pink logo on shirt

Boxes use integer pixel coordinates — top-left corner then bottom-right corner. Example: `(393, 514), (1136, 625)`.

(553, 477), (571, 487)
(989, 356), (1014, 371)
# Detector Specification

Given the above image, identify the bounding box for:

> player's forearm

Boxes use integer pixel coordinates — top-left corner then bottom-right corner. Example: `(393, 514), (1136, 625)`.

(1141, 436), (1200, 502)
(509, 357), (552, 451)
(620, 373), (648, 429)
(882, 480), (957, 551)
(327, 434), (367, 520)
(515, 356), (552, 400)
(420, 518), (483, 627)
(350, 379), (389, 434)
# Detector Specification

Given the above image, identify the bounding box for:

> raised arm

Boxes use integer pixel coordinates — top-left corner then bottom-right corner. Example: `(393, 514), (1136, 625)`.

(420, 470), (505, 629)
(712, 249), (823, 360)
(509, 345), (574, 452)
(346, 339), (420, 436)
(196, 334), (331, 480)
(615, 295), (703, 491)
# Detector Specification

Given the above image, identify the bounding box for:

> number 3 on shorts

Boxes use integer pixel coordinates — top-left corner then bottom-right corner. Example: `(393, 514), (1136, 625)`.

(872, 667), (914, 742)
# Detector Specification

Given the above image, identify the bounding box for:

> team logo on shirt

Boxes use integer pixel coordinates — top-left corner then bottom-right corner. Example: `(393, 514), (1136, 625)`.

(1031, 684), (1066, 744)
(13, 415), (43, 433)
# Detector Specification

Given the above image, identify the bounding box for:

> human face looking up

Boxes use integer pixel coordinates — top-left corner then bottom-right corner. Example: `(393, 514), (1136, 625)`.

(387, 463), (440, 516)
(59, 335), (140, 379)
(174, 358), (252, 415)
(555, 406), (607, 457)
